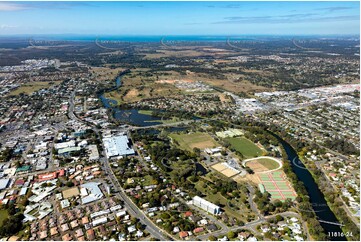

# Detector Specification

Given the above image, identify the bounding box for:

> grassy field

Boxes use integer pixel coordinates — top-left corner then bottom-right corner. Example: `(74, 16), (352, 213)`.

(8, 81), (62, 96)
(255, 158), (281, 170)
(205, 192), (249, 222)
(104, 83), (183, 104)
(226, 137), (262, 158)
(0, 209), (9, 226)
(141, 175), (157, 186)
(138, 110), (153, 115)
(195, 180), (207, 194)
(138, 110), (182, 124)
(193, 172), (255, 223)
(145, 117), (181, 124)
(245, 158), (281, 173)
(169, 132), (219, 152)
(91, 66), (127, 82)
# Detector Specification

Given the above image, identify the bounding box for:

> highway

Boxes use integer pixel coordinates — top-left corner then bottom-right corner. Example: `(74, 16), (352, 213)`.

(102, 157), (171, 240)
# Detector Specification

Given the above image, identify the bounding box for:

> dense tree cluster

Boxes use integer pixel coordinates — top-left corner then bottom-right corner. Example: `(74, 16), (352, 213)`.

(254, 191), (292, 216)
(0, 204), (24, 237)
(324, 137), (359, 155)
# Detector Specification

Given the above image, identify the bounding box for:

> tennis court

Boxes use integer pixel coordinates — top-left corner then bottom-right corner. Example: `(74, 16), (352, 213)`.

(258, 171), (297, 201)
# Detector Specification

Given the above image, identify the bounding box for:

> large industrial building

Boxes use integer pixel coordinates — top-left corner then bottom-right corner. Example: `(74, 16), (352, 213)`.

(103, 134), (135, 159)
(0, 178), (10, 191)
(192, 196), (221, 215)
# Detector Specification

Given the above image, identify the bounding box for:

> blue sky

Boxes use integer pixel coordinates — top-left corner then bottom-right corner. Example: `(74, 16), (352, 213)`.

(0, 1), (359, 35)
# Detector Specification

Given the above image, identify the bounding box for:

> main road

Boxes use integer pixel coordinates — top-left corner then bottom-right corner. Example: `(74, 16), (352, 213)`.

(68, 91), (172, 240)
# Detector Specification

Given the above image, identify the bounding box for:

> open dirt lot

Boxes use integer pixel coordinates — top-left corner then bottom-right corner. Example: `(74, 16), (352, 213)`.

(245, 158), (281, 173)
(62, 187), (80, 199)
(246, 160), (270, 173)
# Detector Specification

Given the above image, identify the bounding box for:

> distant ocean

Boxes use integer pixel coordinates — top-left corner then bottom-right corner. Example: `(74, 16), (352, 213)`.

(1, 34), (356, 43)
(31, 35), (255, 42)
(11, 35), (297, 42)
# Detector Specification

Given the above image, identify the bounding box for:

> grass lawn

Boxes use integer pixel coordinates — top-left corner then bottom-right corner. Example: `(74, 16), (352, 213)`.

(141, 175), (157, 186)
(169, 132), (219, 152)
(145, 117), (181, 124)
(139, 110), (183, 124)
(195, 180), (208, 194)
(138, 110), (153, 115)
(206, 192), (228, 206)
(226, 137), (262, 158)
(0, 209), (9, 226)
(206, 192), (249, 221)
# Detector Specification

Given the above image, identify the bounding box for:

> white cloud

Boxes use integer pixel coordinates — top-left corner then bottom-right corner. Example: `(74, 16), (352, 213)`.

(0, 24), (18, 29)
(0, 2), (30, 11)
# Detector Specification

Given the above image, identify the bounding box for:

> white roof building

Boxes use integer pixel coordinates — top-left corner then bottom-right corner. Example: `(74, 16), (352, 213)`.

(192, 196), (220, 215)
(128, 225), (136, 233)
(60, 199), (70, 209)
(80, 187), (88, 196)
(0, 178), (10, 190)
(80, 182), (104, 204)
(90, 209), (110, 219)
(54, 140), (75, 150)
(88, 145), (99, 161)
(92, 217), (107, 227)
(103, 135), (135, 158)
(19, 187), (28, 196)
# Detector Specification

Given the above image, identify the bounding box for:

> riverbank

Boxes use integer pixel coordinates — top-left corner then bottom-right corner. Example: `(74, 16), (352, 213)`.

(272, 132), (350, 241)
(297, 154), (360, 241)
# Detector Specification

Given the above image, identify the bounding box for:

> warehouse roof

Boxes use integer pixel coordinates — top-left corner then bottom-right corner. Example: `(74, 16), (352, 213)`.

(0, 178), (10, 190)
(103, 135), (135, 158)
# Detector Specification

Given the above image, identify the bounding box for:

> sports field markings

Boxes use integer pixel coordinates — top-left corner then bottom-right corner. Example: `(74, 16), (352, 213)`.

(258, 171), (297, 201)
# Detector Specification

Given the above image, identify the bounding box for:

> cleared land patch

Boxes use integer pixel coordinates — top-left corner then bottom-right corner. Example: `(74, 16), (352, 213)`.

(62, 187), (80, 199)
(91, 67), (126, 82)
(104, 83), (182, 104)
(226, 137), (263, 158)
(8, 81), (62, 96)
(169, 132), (219, 152)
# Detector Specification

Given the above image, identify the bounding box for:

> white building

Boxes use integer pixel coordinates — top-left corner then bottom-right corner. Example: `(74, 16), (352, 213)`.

(192, 196), (220, 215)
(0, 178), (10, 190)
(80, 182), (104, 204)
(92, 217), (107, 227)
(54, 140), (75, 150)
(88, 145), (100, 161)
(103, 135), (135, 158)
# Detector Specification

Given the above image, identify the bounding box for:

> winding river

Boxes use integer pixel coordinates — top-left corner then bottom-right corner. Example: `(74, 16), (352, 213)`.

(274, 133), (346, 241)
(99, 74), (164, 126)
(99, 73), (200, 127)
